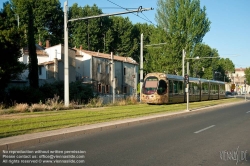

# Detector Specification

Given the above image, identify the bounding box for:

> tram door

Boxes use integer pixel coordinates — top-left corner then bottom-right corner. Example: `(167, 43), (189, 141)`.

(168, 80), (174, 103)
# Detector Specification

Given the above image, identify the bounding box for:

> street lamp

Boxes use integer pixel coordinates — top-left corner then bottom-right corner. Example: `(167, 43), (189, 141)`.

(181, 52), (220, 111)
(182, 50), (220, 77)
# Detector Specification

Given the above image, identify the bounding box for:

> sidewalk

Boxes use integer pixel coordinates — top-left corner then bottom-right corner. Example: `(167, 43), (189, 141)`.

(0, 100), (248, 152)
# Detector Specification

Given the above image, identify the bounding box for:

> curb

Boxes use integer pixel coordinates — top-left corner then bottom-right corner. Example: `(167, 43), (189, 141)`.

(0, 100), (248, 152)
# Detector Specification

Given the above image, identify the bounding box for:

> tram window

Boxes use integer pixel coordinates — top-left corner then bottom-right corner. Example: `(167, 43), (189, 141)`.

(220, 84), (225, 94)
(193, 82), (199, 95)
(189, 82), (194, 95)
(210, 83), (218, 94)
(202, 82), (209, 94)
(169, 80), (173, 95)
(173, 81), (184, 95)
(157, 80), (167, 95)
(143, 77), (158, 95)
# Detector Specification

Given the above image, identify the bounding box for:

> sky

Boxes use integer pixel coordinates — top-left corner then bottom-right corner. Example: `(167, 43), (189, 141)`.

(1, 0), (249, 68)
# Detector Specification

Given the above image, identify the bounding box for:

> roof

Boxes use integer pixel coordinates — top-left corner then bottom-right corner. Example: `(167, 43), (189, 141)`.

(39, 61), (54, 66)
(235, 68), (245, 72)
(74, 48), (138, 65)
(23, 45), (49, 56)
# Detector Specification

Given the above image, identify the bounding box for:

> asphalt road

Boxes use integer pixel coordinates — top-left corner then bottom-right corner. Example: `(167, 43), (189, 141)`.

(2, 102), (250, 166)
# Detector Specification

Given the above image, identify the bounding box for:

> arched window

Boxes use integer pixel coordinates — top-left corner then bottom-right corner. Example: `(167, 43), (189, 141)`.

(157, 80), (167, 95)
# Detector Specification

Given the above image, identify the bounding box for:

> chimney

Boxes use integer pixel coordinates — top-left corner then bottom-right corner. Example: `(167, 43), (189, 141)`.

(80, 45), (82, 50)
(46, 40), (50, 48)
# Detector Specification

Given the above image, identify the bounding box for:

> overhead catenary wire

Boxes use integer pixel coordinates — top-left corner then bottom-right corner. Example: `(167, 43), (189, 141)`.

(107, 0), (155, 25)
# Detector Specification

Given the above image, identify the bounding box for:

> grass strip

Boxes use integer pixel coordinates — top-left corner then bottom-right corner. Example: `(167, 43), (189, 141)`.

(0, 98), (243, 138)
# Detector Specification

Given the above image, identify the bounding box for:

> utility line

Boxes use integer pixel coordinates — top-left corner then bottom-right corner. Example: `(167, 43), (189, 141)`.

(107, 0), (155, 25)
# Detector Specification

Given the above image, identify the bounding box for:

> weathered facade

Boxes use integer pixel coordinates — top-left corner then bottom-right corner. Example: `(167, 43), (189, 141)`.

(227, 68), (249, 94)
(15, 43), (76, 86)
(75, 49), (138, 96)
(15, 43), (139, 97)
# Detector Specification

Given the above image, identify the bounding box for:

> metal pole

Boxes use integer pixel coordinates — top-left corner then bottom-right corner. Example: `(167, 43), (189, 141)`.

(111, 52), (115, 103)
(140, 33), (143, 102)
(88, 19), (90, 51)
(187, 62), (189, 111)
(182, 49), (185, 77)
(64, 1), (69, 107)
(245, 84), (247, 101)
(187, 83), (189, 111)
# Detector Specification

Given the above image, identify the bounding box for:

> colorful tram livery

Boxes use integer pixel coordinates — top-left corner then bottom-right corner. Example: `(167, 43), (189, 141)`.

(141, 72), (226, 104)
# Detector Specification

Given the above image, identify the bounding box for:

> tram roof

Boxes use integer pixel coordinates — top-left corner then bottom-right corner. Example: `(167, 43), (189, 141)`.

(146, 73), (225, 84)
(166, 74), (224, 84)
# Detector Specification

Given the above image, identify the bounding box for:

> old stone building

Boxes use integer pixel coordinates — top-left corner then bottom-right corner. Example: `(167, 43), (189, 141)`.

(74, 48), (138, 96)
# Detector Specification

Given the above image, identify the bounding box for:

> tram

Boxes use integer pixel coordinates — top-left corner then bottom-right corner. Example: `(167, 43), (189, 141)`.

(141, 72), (226, 104)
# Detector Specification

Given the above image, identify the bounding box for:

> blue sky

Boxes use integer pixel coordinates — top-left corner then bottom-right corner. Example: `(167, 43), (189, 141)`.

(1, 0), (249, 68)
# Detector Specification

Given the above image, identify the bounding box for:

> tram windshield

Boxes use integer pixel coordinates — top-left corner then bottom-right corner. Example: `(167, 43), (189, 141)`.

(143, 77), (158, 95)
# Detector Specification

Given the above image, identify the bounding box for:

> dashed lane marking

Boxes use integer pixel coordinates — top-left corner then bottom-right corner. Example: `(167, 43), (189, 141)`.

(194, 125), (215, 134)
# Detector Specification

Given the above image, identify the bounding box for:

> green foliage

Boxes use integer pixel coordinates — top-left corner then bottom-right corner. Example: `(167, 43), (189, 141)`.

(68, 4), (141, 59)
(133, 23), (156, 63)
(69, 81), (94, 104)
(27, 4), (38, 88)
(104, 16), (136, 57)
(11, 0), (64, 46)
(3, 81), (94, 105)
(39, 81), (64, 99)
(245, 68), (250, 85)
(0, 2), (26, 93)
(154, 0), (211, 74)
(68, 4), (104, 51)
(8, 86), (44, 104)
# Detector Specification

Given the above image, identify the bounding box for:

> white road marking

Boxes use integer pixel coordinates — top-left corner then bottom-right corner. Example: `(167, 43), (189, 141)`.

(246, 111), (250, 113)
(194, 125), (215, 134)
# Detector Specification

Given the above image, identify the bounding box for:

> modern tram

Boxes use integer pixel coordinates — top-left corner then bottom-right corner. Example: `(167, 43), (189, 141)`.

(141, 72), (226, 104)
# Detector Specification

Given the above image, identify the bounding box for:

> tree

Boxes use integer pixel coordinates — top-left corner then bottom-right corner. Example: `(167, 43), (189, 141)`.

(10, 0), (64, 46)
(155, 0), (211, 74)
(216, 58), (235, 82)
(27, 4), (38, 88)
(105, 16), (135, 57)
(133, 23), (156, 63)
(0, 2), (26, 93)
(245, 67), (250, 85)
(68, 4), (105, 51)
(144, 27), (168, 74)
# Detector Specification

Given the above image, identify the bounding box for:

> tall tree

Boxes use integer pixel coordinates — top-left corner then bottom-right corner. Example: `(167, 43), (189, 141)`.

(68, 4), (105, 51)
(0, 2), (26, 93)
(144, 27), (168, 74)
(244, 67), (250, 85)
(105, 16), (135, 57)
(10, 0), (64, 46)
(216, 58), (235, 82)
(133, 23), (156, 63)
(27, 4), (38, 88)
(154, 0), (211, 74)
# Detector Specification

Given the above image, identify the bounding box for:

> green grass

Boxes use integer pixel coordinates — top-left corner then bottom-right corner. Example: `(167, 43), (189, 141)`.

(0, 98), (243, 138)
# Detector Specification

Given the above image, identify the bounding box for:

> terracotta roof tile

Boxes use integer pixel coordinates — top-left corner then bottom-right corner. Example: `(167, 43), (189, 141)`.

(74, 49), (138, 64)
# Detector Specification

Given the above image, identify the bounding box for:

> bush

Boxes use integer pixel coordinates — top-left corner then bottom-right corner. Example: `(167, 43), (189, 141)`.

(8, 86), (44, 105)
(0, 102), (5, 110)
(1, 80), (95, 109)
(14, 103), (29, 112)
(29, 103), (47, 112)
(45, 95), (64, 110)
(39, 81), (64, 101)
(86, 97), (103, 107)
(69, 81), (94, 104)
(125, 96), (138, 105)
